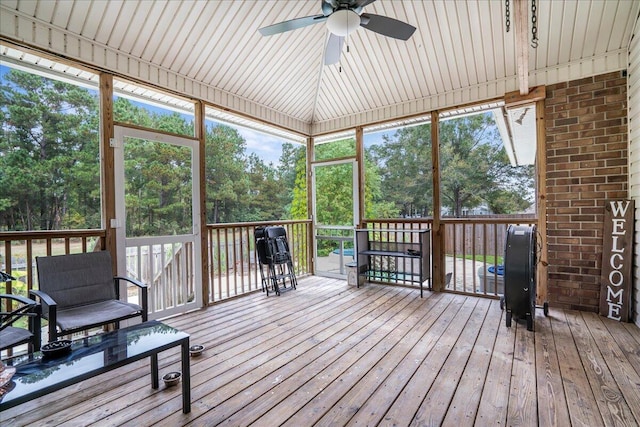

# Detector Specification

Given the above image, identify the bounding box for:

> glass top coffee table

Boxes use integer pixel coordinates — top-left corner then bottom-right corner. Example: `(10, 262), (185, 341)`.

(0, 320), (190, 413)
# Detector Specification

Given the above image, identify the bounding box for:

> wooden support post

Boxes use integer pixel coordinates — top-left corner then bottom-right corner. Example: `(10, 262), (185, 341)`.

(431, 111), (446, 291)
(535, 98), (548, 305)
(195, 101), (209, 306)
(355, 126), (365, 228)
(99, 73), (117, 270)
(307, 137), (315, 274)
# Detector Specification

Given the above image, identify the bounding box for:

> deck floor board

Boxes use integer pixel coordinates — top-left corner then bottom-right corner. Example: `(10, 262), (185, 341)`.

(2, 277), (639, 427)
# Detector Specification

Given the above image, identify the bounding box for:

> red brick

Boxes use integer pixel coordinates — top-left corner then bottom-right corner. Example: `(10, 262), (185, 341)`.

(552, 131), (580, 141)
(607, 175), (627, 183)
(607, 158), (627, 167)
(606, 93), (626, 103)
(580, 82), (605, 92)
(569, 123), (595, 132)
(545, 72), (628, 312)
(579, 160), (605, 169)
(595, 71), (623, 82)
(606, 126), (628, 135)
(569, 92), (594, 102)
(605, 77), (627, 87)
(593, 87), (620, 97)
(595, 167), (623, 176)
(569, 138), (597, 147)
(571, 153), (595, 162)
(557, 117), (579, 126)
(580, 129), (606, 139)
(595, 150), (623, 159)
(605, 109), (627, 119)
(596, 118), (623, 128)
(554, 101), (580, 112)
(569, 76), (595, 87)
(580, 98), (605, 108)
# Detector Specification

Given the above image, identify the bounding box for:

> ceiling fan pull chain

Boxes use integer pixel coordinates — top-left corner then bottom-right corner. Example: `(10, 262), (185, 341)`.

(505, 0), (510, 32)
(346, 11), (350, 53)
(347, 32), (350, 53)
(531, 0), (538, 48)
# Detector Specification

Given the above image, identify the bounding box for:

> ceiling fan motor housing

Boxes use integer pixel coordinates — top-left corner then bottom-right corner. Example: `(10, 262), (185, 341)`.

(327, 9), (361, 36)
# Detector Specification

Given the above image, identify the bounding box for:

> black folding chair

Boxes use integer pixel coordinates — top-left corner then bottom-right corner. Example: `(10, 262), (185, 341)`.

(254, 226), (297, 296)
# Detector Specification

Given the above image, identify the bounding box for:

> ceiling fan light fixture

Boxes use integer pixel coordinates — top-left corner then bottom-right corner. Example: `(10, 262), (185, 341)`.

(326, 9), (360, 36)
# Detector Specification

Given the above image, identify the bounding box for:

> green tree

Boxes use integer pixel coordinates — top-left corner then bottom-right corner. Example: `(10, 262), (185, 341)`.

(439, 113), (534, 216)
(368, 124), (433, 218)
(363, 148), (399, 219)
(243, 153), (286, 221)
(112, 99), (196, 235)
(204, 124), (249, 223)
(0, 69), (100, 230)
(310, 140), (357, 226)
(124, 138), (193, 236)
(289, 152), (309, 220)
(289, 138), (393, 222)
(114, 97), (153, 128)
(278, 142), (306, 216)
(367, 115), (534, 219)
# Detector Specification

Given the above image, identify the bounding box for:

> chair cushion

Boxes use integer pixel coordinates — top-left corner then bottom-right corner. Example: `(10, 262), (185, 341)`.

(56, 300), (143, 332)
(0, 326), (33, 351)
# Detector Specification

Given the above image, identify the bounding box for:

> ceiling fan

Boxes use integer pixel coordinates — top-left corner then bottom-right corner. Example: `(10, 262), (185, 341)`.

(258, 0), (416, 65)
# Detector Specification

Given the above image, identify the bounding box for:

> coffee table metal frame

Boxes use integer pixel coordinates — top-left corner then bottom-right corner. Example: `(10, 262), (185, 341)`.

(0, 320), (191, 414)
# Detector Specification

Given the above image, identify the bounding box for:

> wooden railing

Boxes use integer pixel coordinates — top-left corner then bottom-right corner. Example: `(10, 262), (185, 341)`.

(443, 218), (537, 297)
(1, 216), (535, 306)
(0, 230), (106, 296)
(206, 219), (312, 303)
(124, 236), (198, 319)
(0, 221), (313, 306)
(363, 217), (537, 298)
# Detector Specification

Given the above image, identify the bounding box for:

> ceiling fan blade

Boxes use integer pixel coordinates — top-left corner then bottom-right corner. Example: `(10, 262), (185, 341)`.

(324, 33), (345, 65)
(259, 14), (327, 36)
(360, 13), (416, 40)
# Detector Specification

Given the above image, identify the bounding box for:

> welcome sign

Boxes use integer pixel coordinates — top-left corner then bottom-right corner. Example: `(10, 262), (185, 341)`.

(599, 200), (635, 322)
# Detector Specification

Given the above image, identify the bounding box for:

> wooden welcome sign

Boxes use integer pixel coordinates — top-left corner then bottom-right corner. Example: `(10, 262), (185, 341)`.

(599, 200), (635, 322)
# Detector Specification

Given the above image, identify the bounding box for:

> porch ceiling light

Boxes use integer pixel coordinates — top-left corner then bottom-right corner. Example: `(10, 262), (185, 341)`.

(326, 9), (360, 37)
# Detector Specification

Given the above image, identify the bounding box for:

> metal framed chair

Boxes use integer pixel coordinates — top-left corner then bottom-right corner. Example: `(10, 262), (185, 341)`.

(1, 293), (41, 355)
(31, 251), (148, 342)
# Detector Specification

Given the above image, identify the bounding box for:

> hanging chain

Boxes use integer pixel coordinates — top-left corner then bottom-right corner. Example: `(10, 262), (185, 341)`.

(505, 0), (511, 32)
(531, 0), (538, 48)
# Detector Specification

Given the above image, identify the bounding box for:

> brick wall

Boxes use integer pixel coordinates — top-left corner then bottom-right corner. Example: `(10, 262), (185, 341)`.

(545, 71), (628, 312)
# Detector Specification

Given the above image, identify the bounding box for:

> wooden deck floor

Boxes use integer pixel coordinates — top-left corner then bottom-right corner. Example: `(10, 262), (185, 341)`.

(2, 276), (640, 426)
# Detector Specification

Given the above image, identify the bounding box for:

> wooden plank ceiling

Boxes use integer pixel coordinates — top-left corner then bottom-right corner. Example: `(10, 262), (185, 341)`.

(0, 0), (638, 135)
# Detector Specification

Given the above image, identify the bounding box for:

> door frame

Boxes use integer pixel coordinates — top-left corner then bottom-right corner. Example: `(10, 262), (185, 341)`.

(311, 158), (359, 278)
(113, 125), (202, 319)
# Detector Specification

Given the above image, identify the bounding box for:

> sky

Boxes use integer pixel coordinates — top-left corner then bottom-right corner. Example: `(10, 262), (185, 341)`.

(228, 126), (294, 167)
(1, 62), (392, 166)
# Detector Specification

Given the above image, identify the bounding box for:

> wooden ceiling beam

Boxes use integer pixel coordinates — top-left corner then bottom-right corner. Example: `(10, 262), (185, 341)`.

(504, 85), (545, 107)
(514, 0), (529, 95)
